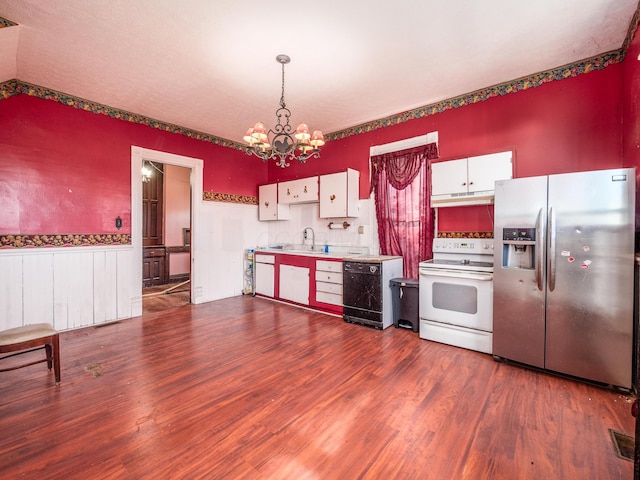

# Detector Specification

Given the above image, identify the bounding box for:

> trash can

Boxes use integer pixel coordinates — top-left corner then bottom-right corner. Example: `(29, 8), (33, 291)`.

(390, 278), (420, 333)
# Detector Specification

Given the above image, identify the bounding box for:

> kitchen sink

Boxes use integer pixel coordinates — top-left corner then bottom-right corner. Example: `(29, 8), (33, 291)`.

(257, 247), (355, 259)
(280, 249), (347, 258)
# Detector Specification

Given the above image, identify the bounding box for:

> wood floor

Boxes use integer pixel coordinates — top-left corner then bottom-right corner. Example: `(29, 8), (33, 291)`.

(142, 281), (191, 314)
(0, 296), (635, 479)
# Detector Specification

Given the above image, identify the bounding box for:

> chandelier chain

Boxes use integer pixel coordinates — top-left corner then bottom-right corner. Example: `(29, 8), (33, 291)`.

(279, 61), (286, 110)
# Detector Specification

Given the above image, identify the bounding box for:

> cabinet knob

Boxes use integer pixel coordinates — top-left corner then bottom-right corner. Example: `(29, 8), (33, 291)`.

(330, 194), (336, 202)
(287, 188), (291, 195)
(304, 186), (308, 193)
(469, 181), (474, 185)
(265, 201), (269, 207)
(462, 182), (466, 186)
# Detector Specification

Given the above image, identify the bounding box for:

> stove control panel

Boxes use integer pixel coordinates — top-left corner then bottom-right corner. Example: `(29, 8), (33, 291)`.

(433, 238), (494, 254)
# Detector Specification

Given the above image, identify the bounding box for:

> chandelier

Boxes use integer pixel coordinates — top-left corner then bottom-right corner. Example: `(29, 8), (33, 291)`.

(141, 161), (163, 183)
(243, 55), (324, 168)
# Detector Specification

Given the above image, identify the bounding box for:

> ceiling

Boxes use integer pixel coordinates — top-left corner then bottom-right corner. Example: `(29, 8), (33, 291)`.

(0, 1), (637, 146)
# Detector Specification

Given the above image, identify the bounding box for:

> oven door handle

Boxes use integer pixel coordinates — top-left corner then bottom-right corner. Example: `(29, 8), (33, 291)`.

(419, 269), (493, 281)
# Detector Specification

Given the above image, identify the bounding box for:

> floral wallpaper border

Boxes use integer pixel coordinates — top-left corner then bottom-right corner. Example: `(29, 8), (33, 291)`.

(0, 13), (634, 249)
(0, 80), (246, 151)
(0, 49), (626, 145)
(438, 231), (493, 239)
(622, 5), (640, 53)
(0, 234), (131, 249)
(0, 17), (17, 28)
(202, 192), (257, 205)
(327, 50), (624, 141)
(0, 192), (259, 249)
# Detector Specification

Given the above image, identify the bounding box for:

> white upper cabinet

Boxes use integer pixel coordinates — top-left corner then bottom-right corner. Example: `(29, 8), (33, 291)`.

(319, 168), (360, 218)
(467, 152), (513, 193)
(431, 151), (513, 207)
(431, 158), (468, 197)
(277, 176), (319, 204)
(258, 183), (290, 221)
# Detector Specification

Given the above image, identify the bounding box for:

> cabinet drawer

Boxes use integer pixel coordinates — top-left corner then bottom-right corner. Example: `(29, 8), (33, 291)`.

(255, 254), (275, 264)
(315, 271), (342, 284)
(316, 281), (342, 295)
(316, 291), (343, 306)
(316, 260), (342, 273)
(144, 247), (166, 258)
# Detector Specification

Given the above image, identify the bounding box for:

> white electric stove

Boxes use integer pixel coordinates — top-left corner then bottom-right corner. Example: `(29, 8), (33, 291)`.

(418, 238), (494, 354)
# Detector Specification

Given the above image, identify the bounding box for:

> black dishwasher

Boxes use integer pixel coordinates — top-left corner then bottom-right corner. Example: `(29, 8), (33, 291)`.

(343, 261), (383, 328)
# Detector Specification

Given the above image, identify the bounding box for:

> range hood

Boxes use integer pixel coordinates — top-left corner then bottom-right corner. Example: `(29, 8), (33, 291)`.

(429, 150), (513, 208)
(430, 190), (495, 207)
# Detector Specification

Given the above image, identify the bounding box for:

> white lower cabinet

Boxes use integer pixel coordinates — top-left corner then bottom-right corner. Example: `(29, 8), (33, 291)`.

(315, 260), (343, 306)
(279, 264), (310, 305)
(255, 254), (275, 297)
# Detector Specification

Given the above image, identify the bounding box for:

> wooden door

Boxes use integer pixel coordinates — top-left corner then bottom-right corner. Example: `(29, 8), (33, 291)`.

(142, 162), (167, 285)
(143, 162), (164, 246)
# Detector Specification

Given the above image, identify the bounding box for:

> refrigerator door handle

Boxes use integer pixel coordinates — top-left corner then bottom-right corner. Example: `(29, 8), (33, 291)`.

(535, 208), (545, 291)
(547, 206), (556, 292)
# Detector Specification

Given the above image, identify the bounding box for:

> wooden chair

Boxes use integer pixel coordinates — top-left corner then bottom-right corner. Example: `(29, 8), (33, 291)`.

(0, 323), (61, 385)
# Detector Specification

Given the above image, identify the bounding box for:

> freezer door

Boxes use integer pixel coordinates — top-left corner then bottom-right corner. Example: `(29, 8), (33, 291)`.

(493, 175), (548, 368)
(545, 168), (635, 388)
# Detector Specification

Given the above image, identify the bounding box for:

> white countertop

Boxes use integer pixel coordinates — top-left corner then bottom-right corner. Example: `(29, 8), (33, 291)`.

(255, 245), (369, 260)
(343, 255), (403, 262)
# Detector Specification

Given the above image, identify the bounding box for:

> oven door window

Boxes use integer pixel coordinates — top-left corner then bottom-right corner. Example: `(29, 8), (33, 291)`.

(432, 282), (477, 314)
(419, 271), (493, 332)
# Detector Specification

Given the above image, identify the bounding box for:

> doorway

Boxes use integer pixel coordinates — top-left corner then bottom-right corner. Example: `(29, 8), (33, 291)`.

(131, 146), (204, 317)
(142, 162), (192, 313)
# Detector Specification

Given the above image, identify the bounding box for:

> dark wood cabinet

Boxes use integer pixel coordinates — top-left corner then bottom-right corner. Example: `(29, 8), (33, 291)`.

(143, 246), (167, 287)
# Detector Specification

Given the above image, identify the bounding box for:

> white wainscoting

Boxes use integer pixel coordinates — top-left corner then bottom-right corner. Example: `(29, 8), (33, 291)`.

(0, 246), (139, 332)
(0, 201), (263, 332)
(197, 201), (265, 302)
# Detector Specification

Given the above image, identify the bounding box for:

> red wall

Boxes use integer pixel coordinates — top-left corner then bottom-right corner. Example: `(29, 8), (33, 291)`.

(623, 22), (640, 168)
(269, 64), (625, 232)
(0, 95), (267, 234)
(622, 22), (640, 232)
(1, 43), (634, 237)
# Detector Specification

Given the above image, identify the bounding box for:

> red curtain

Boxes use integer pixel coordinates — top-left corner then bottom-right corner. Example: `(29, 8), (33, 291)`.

(370, 143), (438, 279)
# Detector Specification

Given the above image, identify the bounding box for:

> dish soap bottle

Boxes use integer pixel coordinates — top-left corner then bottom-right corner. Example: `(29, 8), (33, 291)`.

(324, 242), (329, 253)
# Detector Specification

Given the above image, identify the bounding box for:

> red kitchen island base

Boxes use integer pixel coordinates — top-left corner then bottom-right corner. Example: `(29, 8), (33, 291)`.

(254, 250), (344, 316)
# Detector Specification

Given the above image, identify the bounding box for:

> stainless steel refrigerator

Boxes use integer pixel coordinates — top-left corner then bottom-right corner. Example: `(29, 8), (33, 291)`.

(493, 168), (636, 389)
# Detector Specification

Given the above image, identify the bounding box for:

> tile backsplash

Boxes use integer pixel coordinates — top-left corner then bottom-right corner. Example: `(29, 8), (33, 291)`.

(259, 198), (379, 254)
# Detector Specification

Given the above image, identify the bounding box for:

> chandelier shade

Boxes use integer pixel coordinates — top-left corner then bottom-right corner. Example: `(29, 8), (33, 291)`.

(244, 55), (323, 168)
(294, 123), (310, 141)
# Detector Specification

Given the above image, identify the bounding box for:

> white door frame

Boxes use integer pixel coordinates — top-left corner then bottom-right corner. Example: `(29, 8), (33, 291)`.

(131, 146), (204, 312)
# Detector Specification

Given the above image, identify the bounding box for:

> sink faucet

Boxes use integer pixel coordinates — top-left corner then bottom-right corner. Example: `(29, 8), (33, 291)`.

(303, 227), (315, 250)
